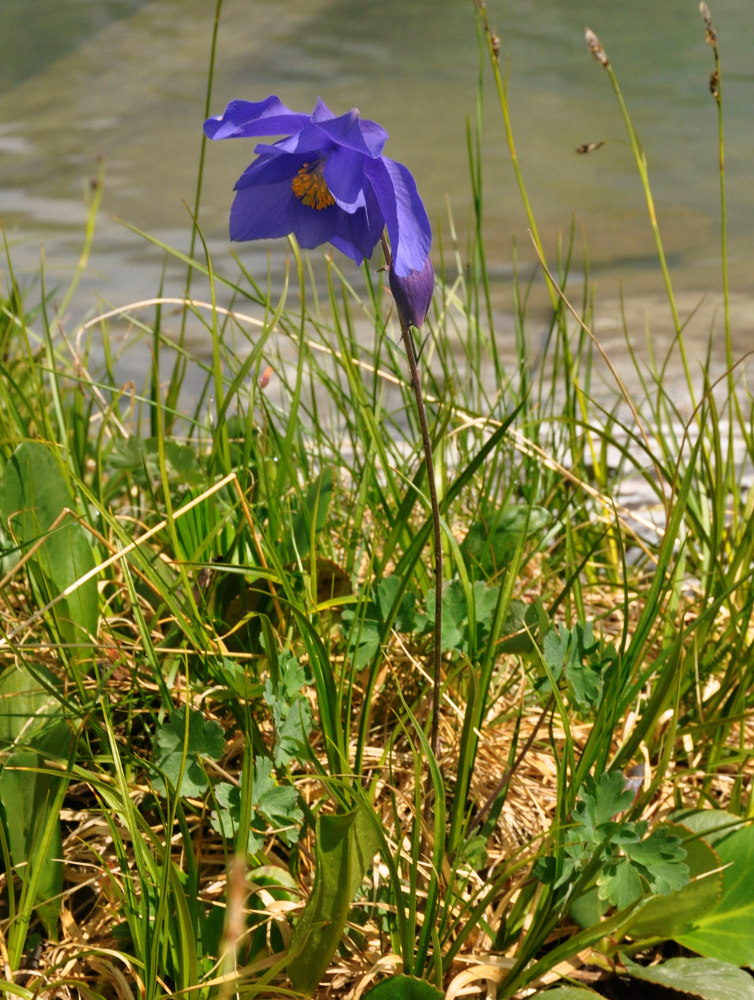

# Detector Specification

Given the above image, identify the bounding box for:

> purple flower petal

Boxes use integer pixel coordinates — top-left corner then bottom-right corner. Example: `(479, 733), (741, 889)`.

(315, 107), (388, 158)
(230, 181), (301, 242)
(233, 151), (301, 190)
(205, 95), (431, 274)
(365, 156), (432, 277)
(203, 96), (310, 140)
(389, 254), (435, 328)
(310, 98), (336, 123)
(324, 146), (368, 212)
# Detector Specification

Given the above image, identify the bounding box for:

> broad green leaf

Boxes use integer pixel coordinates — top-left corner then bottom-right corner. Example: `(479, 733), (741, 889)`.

(210, 782), (264, 853)
(569, 885), (608, 929)
(623, 956), (754, 1000)
(676, 823), (754, 966)
(625, 823), (722, 940)
(0, 441), (98, 646)
(342, 607), (381, 668)
(376, 575), (417, 633)
(0, 663), (71, 938)
(250, 757), (303, 845)
(671, 808), (744, 846)
(418, 577), (500, 652)
(152, 707), (225, 797)
(496, 599), (548, 654)
(363, 975), (444, 1000)
(287, 802), (381, 995)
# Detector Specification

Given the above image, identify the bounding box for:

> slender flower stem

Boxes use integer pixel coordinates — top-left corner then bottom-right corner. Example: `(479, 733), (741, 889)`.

(381, 234), (443, 756)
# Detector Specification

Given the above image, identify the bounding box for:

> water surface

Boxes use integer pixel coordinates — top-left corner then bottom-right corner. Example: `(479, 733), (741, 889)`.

(2, 0), (753, 370)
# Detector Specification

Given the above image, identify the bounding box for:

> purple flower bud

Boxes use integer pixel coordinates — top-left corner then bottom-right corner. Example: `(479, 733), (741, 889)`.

(389, 254), (435, 328)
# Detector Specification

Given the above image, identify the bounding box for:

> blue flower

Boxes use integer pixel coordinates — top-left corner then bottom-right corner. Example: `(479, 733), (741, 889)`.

(204, 95), (433, 286)
(389, 255), (435, 329)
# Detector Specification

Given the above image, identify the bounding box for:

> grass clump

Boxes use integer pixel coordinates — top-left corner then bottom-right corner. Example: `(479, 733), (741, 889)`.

(1, 4), (754, 1000)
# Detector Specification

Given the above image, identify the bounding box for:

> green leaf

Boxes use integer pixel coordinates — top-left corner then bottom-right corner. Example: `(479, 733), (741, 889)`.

(676, 822), (754, 966)
(671, 808), (744, 846)
(0, 441), (98, 646)
(439, 577), (466, 650)
(574, 772), (634, 830)
(209, 759), (303, 853)
(622, 826), (688, 894)
(0, 663), (71, 938)
(290, 468), (333, 562)
(152, 707), (225, 797)
(496, 598), (547, 654)
(106, 437), (204, 490)
(287, 802), (381, 995)
(623, 956), (754, 1000)
(420, 577), (500, 653)
(460, 502), (549, 577)
(210, 781), (264, 853)
(569, 885), (608, 929)
(251, 757), (303, 845)
(342, 607), (381, 668)
(376, 575), (417, 633)
(597, 855), (642, 908)
(263, 651), (313, 768)
(541, 623), (608, 709)
(624, 823), (722, 940)
(363, 975), (444, 1000)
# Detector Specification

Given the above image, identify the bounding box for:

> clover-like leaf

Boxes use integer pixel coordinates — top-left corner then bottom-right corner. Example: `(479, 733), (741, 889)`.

(153, 707), (225, 797)
(597, 855), (642, 908)
(574, 772), (634, 831)
(210, 758), (303, 854)
(623, 827), (688, 895)
(263, 651), (313, 768)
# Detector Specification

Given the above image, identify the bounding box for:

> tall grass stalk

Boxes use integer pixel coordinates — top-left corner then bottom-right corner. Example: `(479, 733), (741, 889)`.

(584, 28), (694, 400)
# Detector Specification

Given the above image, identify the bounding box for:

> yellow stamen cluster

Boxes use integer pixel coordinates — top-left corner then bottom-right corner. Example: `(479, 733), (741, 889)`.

(291, 162), (335, 210)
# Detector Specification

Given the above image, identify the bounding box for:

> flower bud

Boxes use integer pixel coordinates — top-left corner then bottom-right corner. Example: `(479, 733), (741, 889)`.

(389, 255), (435, 328)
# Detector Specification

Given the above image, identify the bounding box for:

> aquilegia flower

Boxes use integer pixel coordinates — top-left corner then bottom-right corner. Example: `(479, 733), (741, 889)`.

(204, 95), (434, 325)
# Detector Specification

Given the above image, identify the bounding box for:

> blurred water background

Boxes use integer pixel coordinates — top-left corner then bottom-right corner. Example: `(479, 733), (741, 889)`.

(2, 0), (753, 380)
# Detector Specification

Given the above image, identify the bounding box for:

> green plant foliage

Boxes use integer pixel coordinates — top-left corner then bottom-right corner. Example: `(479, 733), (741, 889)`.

(621, 822), (722, 940)
(5, 3), (754, 995)
(342, 574), (418, 668)
(496, 598), (550, 655)
(287, 803), (381, 995)
(535, 771), (688, 909)
(362, 974), (444, 1000)
(671, 808), (745, 845)
(210, 757), (303, 853)
(263, 649), (313, 768)
(460, 502), (550, 578)
(286, 468), (334, 563)
(152, 707), (225, 797)
(0, 663), (70, 939)
(622, 956), (754, 1000)
(540, 623), (616, 711)
(414, 576), (499, 653)
(0, 440), (98, 646)
(106, 436), (205, 492)
(673, 821), (754, 966)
